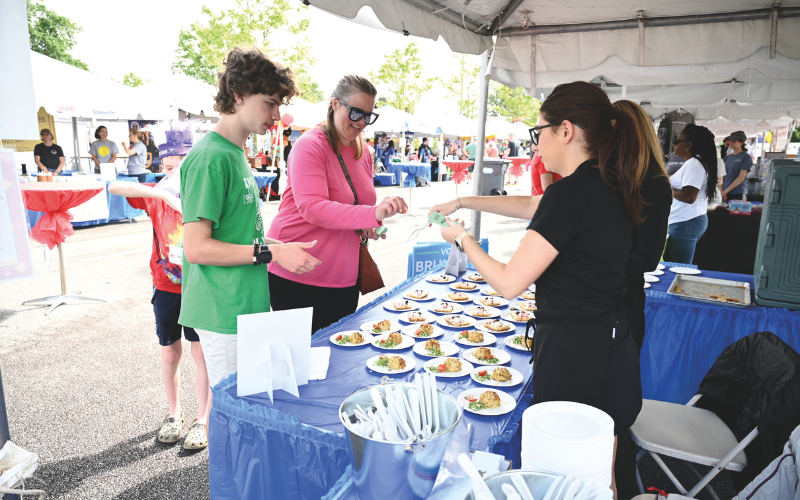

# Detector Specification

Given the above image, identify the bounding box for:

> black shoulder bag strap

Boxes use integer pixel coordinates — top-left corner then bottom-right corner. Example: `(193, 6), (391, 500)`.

(334, 153), (365, 243)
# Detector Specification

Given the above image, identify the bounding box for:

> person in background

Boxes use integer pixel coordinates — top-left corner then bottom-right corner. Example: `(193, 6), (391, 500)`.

(267, 74), (407, 333)
(121, 129), (149, 183)
(375, 133), (387, 168)
(499, 140), (509, 158)
(665, 151), (685, 175)
(665, 124), (717, 264)
(720, 136), (731, 159)
(89, 126), (119, 174)
(365, 138), (378, 174)
(507, 133), (520, 157)
(464, 139), (477, 179)
(34, 128), (65, 175)
(383, 140), (396, 167)
(146, 132), (160, 173)
(418, 137), (431, 163)
(530, 142), (562, 195)
(404, 143), (411, 159)
(708, 156), (728, 209)
(269, 128), (292, 201)
(485, 140), (499, 158)
(721, 130), (753, 201)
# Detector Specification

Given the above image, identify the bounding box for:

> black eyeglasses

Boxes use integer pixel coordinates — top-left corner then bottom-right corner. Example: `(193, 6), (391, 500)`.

(338, 99), (379, 125)
(673, 139), (688, 145)
(529, 121), (584, 145)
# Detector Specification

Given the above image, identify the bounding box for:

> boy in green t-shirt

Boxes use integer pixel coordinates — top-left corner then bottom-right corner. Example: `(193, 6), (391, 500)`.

(180, 47), (321, 391)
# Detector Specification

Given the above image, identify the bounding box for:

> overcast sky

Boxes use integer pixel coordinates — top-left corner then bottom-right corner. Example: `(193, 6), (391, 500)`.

(45, 0), (478, 116)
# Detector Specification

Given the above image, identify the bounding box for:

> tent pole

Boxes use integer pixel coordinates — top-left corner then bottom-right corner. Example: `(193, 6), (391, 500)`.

(471, 49), (492, 241)
(71, 117), (80, 172)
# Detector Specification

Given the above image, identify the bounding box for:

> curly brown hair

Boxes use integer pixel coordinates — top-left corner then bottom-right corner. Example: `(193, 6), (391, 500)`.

(214, 47), (301, 115)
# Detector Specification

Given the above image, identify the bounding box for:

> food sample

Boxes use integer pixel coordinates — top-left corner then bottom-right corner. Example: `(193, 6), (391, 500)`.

(393, 300), (413, 310)
(468, 273), (485, 282)
(406, 290), (430, 299)
(510, 310), (533, 322)
(483, 320), (511, 332)
(517, 301), (537, 312)
(479, 390), (501, 409)
(475, 347), (493, 360)
(511, 335), (533, 348)
(445, 316), (471, 327)
(480, 297), (502, 306)
(406, 312), (427, 322)
(483, 288), (500, 296)
(462, 330), (484, 343)
(430, 275), (452, 283)
(491, 367), (512, 382)
(415, 324), (435, 337)
(447, 292), (470, 301)
(433, 302), (455, 313)
(424, 339), (441, 351)
(387, 332), (403, 344)
(469, 306), (494, 318)
(372, 320), (392, 333)
(674, 284), (683, 293)
(455, 282), (478, 290)
(521, 291), (536, 300)
(444, 358), (462, 373)
(348, 332), (364, 344)
(388, 356), (406, 370)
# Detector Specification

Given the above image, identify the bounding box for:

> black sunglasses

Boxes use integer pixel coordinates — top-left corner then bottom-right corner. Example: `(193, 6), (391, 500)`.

(338, 99), (379, 125)
(529, 121), (584, 145)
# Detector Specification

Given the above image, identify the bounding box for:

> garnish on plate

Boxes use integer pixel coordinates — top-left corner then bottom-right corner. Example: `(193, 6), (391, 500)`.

(475, 370), (492, 382)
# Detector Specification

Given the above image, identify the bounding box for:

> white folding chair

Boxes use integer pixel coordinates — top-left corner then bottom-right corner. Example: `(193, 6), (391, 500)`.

(631, 395), (760, 499)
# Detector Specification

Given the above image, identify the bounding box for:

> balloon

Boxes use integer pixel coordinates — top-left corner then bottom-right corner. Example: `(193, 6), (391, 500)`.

(281, 113), (294, 127)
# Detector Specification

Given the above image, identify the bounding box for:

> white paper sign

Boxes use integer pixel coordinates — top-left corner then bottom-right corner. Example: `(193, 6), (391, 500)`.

(444, 243), (467, 276)
(99, 163), (117, 181)
(237, 307), (313, 402)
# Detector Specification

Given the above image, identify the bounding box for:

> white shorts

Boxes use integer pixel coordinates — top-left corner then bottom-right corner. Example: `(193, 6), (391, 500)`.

(195, 329), (237, 388)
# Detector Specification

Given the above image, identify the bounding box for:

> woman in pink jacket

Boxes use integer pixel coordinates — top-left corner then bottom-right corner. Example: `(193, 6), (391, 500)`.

(267, 75), (407, 333)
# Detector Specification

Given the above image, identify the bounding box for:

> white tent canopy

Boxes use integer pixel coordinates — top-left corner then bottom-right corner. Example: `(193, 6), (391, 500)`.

(134, 75), (218, 120)
(281, 98), (328, 129)
(366, 105), (439, 135)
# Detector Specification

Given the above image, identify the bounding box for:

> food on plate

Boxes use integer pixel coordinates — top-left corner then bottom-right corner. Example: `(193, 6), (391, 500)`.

(447, 292), (470, 301)
(512, 335), (533, 349)
(517, 301), (537, 312)
(521, 291), (536, 300)
(430, 275), (452, 283)
(469, 306), (493, 318)
(424, 339), (440, 351)
(454, 281), (478, 290)
(387, 332), (403, 344)
(479, 296), (502, 306)
(674, 284), (683, 293)
(406, 290), (430, 299)
(433, 302), (455, 312)
(483, 320), (511, 332)
(371, 320), (392, 333)
(406, 312), (428, 322)
(414, 324), (435, 337)
(474, 347), (499, 363)
(474, 369), (492, 382)
(479, 390), (501, 409)
(393, 300), (413, 310)
(468, 273), (485, 282)
(444, 358), (462, 373)
(510, 310), (533, 322)
(725, 297), (740, 303)
(388, 356), (406, 370)
(445, 316), (471, 327)
(491, 367), (512, 382)
(460, 330), (484, 343)
(483, 288), (500, 296)
(347, 332), (364, 344)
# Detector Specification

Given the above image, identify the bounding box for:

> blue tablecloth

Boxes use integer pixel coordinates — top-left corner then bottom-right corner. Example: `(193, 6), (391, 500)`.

(253, 172), (277, 189)
(209, 267), (534, 500)
(387, 162), (432, 187)
(641, 264), (800, 404)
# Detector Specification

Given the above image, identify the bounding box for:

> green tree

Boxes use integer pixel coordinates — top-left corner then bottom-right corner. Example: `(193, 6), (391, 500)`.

(370, 42), (435, 114)
(442, 54), (480, 118)
(488, 82), (541, 126)
(172, 0), (323, 103)
(116, 72), (148, 88)
(27, 0), (88, 70)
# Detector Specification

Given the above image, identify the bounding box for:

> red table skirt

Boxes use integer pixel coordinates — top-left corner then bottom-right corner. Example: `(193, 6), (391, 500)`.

(507, 157), (530, 177)
(442, 161), (474, 184)
(20, 183), (104, 249)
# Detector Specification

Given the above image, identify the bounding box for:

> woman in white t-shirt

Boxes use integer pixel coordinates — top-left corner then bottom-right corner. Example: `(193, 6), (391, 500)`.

(666, 124), (718, 264)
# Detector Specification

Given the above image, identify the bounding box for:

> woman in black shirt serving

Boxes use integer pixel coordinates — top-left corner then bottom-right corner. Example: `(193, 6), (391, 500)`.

(431, 82), (654, 495)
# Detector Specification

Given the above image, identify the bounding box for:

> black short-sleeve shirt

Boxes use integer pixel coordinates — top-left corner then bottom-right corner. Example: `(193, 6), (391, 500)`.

(528, 159), (633, 322)
(34, 143), (64, 169)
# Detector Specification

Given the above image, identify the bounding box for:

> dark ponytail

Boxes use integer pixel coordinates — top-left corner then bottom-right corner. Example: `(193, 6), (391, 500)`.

(681, 123), (717, 201)
(539, 82), (650, 224)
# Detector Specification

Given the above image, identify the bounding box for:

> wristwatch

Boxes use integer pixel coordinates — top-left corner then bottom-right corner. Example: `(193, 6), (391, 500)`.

(253, 243), (272, 265)
(454, 232), (473, 253)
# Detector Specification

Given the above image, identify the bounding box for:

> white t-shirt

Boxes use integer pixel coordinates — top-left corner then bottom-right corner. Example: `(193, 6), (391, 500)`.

(710, 158), (727, 207)
(668, 157), (709, 225)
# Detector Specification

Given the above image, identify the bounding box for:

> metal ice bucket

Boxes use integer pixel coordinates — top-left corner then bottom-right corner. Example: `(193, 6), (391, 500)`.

(463, 470), (561, 499)
(339, 382), (463, 500)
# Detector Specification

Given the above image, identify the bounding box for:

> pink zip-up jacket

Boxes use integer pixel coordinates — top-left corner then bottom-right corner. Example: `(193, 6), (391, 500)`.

(267, 127), (380, 287)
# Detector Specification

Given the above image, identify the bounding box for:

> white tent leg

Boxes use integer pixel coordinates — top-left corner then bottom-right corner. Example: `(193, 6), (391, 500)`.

(471, 48), (492, 240)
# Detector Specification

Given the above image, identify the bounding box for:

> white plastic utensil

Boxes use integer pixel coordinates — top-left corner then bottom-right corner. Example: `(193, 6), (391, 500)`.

(570, 482), (592, 500)
(372, 431), (383, 441)
(431, 373), (440, 433)
(560, 479), (582, 500)
(510, 474), (536, 500)
(399, 386), (417, 434)
(540, 476), (563, 500)
(501, 483), (522, 500)
(371, 388), (387, 416)
(424, 372), (434, 432)
(457, 453), (497, 500)
(415, 374), (428, 431)
(550, 475), (573, 500)
(409, 388), (422, 434)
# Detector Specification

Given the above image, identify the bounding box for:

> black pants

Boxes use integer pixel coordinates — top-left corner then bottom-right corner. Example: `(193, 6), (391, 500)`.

(623, 273), (646, 353)
(268, 272), (360, 334)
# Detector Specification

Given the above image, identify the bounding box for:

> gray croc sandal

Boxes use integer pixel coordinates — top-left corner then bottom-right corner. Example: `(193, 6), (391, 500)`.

(183, 420), (208, 450)
(157, 412), (184, 443)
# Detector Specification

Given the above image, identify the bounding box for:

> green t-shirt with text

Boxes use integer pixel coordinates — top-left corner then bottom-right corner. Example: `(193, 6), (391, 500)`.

(465, 142), (477, 160)
(178, 132), (269, 334)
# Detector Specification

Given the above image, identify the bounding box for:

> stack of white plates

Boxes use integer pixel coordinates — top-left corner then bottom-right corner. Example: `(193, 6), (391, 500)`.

(521, 401), (614, 487)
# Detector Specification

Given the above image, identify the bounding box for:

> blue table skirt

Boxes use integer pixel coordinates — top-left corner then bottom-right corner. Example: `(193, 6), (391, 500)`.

(253, 173), (277, 189)
(209, 265), (534, 500)
(387, 163), (432, 187)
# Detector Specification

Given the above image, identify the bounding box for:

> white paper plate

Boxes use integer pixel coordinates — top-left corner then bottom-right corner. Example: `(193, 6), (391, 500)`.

(423, 357), (474, 377)
(463, 347), (511, 366)
(470, 366), (524, 387)
(329, 330), (374, 347)
(449, 282), (480, 292)
(398, 311), (438, 324)
(465, 306), (501, 319)
(371, 333), (415, 350)
(644, 269), (664, 276)
(463, 273), (486, 283)
(475, 319), (515, 334)
(440, 291), (473, 303)
(426, 274), (456, 284)
(413, 340), (460, 358)
(401, 323), (445, 339)
(528, 284), (537, 292)
(657, 264), (665, 270)
(517, 290), (537, 301)
(643, 274), (660, 283)
(643, 283), (651, 289)
(360, 320), (401, 334)
(453, 330), (497, 347)
(383, 299), (419, 312)
(481, 286), (501, 296)
(367, 354), (416, 374)
(457, 388), (517, 416)
(472, 296), (509, 308)
(670, 267), (702, 275)
(402, 289), (436, 301)
(437, 315), (476, 329)
(504, 334), (532, 352)
(510, 301), (537, 312)
(502, 311), (534, 324)
(428, 302), (465, 315)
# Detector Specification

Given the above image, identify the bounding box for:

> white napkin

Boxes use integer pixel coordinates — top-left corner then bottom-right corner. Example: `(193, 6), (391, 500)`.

(308, 346), (331, 380)
(445, 243), (467, 276)
(0, 441), (38, 489)
(471, 450), (505, 477)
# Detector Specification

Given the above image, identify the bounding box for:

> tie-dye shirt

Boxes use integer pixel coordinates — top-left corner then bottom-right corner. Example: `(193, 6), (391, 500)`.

(127, 184), (183, 294)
